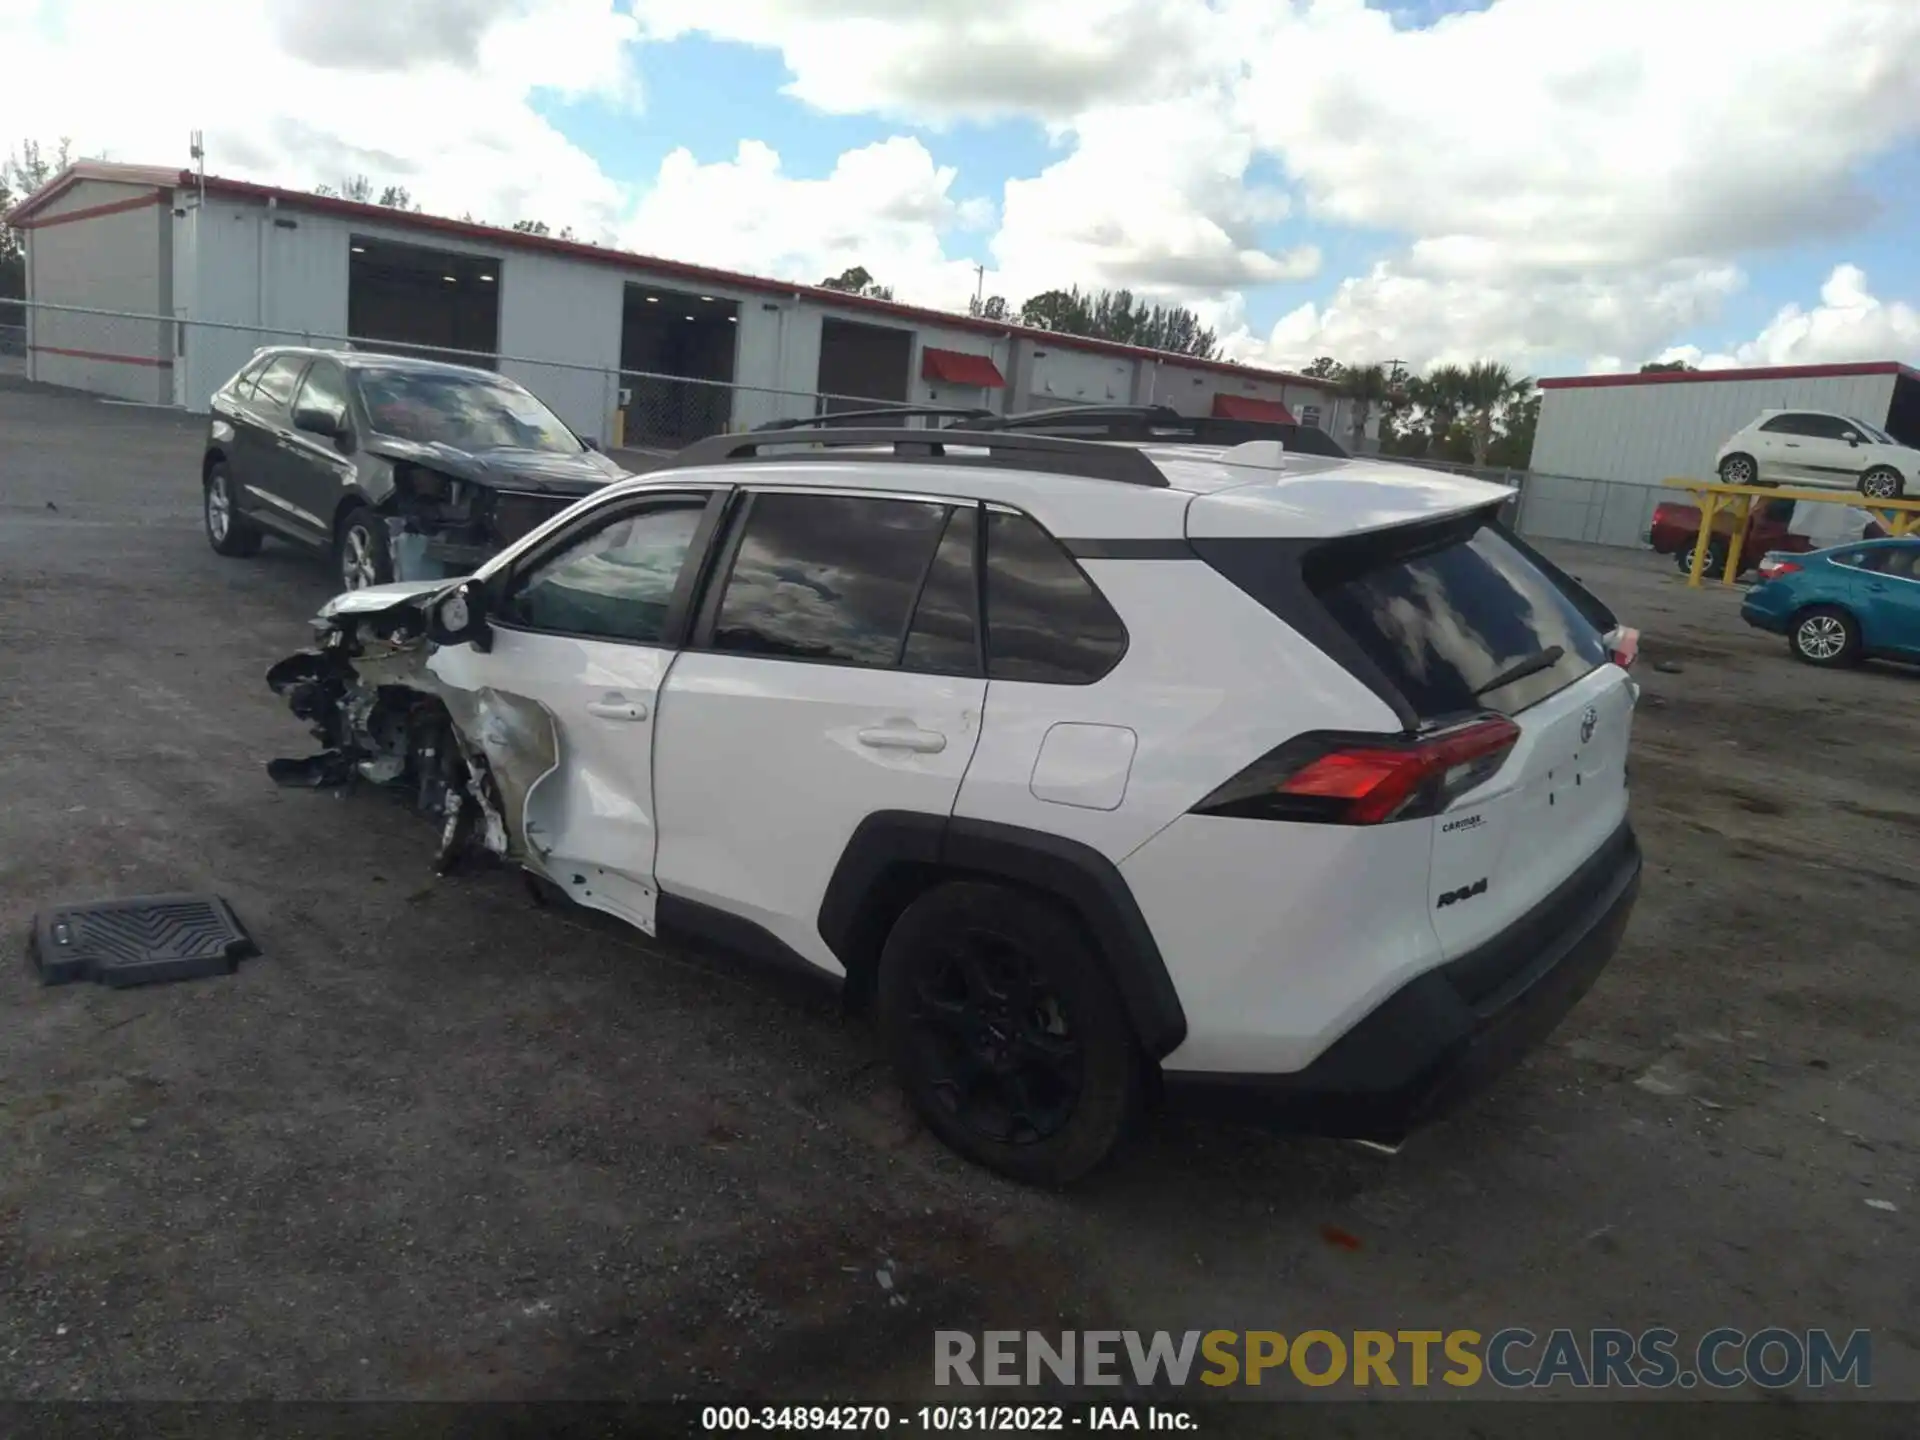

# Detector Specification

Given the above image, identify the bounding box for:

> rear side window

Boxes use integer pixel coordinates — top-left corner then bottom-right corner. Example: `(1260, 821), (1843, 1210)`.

(252, 356), (307, 410)
(711, 492), (950, 667)
(1759, 413), (1817, 435)
(902, 505), (981, 676)
(983, 510), (1127, 684)
(230, 356), (272, 399)
(1308, 518), (1608, 719)
(1864, 545), (1920, 579)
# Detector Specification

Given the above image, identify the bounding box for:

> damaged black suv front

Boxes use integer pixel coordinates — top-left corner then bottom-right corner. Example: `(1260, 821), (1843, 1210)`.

(202, 349), (626, 592)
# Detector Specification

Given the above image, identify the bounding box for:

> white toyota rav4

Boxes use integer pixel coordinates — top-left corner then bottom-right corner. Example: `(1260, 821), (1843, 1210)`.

(268, 409), (1643, 1185)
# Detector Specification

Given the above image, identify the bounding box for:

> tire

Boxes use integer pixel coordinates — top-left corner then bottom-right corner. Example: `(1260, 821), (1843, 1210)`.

(203, 461), (262, 558)
(1718, 453), (1759, 487)
(335, 505), (394, 592)
(1859, 467), (1905, 501)
(876, 881), (1140, 1186)
(1675, 537), (1727, 576)
(1789, 606), (1861, 667)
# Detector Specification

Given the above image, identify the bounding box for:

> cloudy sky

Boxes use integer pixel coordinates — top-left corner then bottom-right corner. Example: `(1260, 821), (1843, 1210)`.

(6, 0), (1920, 377)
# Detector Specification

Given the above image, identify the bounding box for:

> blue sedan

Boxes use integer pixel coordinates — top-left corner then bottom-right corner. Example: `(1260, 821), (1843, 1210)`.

(1741, 537), (1920, 667)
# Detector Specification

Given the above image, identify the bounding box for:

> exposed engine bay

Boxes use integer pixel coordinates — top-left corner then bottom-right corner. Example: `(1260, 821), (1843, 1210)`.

(266, 586), (554, 877)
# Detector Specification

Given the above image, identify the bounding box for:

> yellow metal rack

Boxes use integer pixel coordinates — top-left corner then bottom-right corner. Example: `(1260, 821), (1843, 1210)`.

(1661, 478), (1920, 587)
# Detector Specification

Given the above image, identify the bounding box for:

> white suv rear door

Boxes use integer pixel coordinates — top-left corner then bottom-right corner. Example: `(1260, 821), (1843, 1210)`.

(650, 489), (987, 973)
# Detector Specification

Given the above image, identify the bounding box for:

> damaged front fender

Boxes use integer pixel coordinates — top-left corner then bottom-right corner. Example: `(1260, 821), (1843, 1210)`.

(266, 586), (559, 877)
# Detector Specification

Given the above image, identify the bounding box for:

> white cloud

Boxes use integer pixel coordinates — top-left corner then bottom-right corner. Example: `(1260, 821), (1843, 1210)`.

(629, 0), (1220, 123)
(1663, 266), (1920, 370)
(0, 0), (636, 232)
(8, 0), (1920, 375)
(621, 138), (989, 306)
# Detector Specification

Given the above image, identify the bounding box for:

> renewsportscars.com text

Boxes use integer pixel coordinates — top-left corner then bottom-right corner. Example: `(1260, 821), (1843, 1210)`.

(935, 1328), (1872, 1391)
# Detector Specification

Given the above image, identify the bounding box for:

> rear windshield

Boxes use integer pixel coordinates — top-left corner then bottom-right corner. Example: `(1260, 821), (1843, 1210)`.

(1308, 518), (1609, 719)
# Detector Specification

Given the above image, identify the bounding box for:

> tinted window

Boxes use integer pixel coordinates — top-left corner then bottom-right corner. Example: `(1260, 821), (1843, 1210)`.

(902, 505), (980, 676)
(354, 368), (583, 455)
(502, 502), (702, 642)
(1864, 545), (1920, 579)
(1311, 518), (1608, 719)
(292, 360), (349, 427)
(712, 493), (949, 666)
(252, 356), (307, 410)
(983, 510), (1128, 684)
(1846, 416), (1893, 444)
(1798, 414), (1853, 441)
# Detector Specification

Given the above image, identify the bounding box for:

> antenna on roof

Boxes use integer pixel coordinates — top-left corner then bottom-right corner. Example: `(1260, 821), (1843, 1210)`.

(188, 130), (205, 207)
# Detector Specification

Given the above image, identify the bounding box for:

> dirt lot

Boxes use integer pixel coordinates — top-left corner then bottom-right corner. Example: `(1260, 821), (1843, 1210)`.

(1, 379), (1915, 1416)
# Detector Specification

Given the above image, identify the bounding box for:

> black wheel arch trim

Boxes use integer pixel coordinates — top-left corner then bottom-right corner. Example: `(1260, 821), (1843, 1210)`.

(819, 811), (1188, 1060)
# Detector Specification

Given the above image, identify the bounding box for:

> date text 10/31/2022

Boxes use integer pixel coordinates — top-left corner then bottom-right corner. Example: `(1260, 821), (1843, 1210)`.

(702, 1406), (1195, 1431)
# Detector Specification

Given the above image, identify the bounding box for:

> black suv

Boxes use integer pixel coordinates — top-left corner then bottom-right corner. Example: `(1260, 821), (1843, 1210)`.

(200, 348), (625, 591)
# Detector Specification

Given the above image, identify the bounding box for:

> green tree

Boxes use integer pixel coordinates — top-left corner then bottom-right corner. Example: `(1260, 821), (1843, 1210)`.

(1486, 389), (1541, 469)
(968, 293), (1010, 321)
(819, 265), (895, 301)
(1410, 364), (1468, 459)
(512, 218), (577, 240)
(1639, 359), (1695, 373)
(1339, 362), (1391, 452)
(314, 175), (419, 209)
(1014, 284), (1218, 359)
(1457, 360), (1531, 467)
(1302, 355), (1343, 380)
(3, 139), (74, 311)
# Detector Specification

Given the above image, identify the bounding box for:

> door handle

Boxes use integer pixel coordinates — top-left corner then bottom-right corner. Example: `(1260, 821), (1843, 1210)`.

(586, 697), (649, 721)
(857, 726), (947, 754)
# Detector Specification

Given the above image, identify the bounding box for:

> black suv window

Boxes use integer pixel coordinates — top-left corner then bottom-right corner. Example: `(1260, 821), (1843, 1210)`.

(230, 356), (273, 399)
(252, 355), (307, 411)
(1309, 515), (1608, 719)
(501, 501), (704, 643)
(983, 510), (1128, 684)
(711, 492), (951, 667)
(292, 360), (349, 429)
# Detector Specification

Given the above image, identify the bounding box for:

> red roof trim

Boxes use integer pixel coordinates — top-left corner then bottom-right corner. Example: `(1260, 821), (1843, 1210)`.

(4, 164), (1326, 388)
(921, 347), (1006, 388)
(16, 191), (167, 230)
(32, 344), (171, 369)
(1211, 392), (1296, 423)
(1540, 361), (1920, 390)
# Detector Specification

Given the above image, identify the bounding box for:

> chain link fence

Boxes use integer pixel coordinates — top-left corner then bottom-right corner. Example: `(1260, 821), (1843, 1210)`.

(3, 299), (937, 460)
(5, 298), (1678, 550)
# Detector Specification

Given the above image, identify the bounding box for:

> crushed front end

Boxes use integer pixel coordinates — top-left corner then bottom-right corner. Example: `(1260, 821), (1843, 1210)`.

(266, 589), (518, 874)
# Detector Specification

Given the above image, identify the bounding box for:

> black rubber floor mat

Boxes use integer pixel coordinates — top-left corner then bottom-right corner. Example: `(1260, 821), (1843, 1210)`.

(29, 894), (258, 988)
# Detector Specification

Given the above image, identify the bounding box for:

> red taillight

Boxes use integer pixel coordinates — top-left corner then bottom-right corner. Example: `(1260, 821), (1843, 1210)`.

(1604, 624), (1640, 669)
(1198, 716), (1521, 826)
(1763, 561), (1802, 581)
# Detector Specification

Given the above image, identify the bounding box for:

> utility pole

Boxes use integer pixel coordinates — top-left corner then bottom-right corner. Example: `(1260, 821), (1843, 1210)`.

(973, 262), (985, 311)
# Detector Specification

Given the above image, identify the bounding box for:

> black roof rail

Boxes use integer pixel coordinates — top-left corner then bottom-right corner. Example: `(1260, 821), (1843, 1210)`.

(754, 405), (995, 432)
(955, 404), (1351, 458)
(658, 427), (1171, 488)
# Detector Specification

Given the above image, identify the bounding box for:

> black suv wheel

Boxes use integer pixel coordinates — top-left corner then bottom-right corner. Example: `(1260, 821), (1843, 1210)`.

(336, 505), (394, 592)
(877, 880), (1140, 1186)
(204, 460), (262, 558)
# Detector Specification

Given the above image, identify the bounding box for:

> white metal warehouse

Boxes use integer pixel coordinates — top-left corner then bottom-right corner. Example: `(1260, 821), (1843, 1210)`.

(5, 161), (1357, 450)
(1521, 360), (1920, 547)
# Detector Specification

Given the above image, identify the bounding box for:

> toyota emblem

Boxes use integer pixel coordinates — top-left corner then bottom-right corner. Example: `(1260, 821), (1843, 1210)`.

(1579, 706), (1599, 745)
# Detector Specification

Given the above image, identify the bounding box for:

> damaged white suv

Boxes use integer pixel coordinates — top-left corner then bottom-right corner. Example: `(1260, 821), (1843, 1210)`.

(268, 416), (1643, 1185)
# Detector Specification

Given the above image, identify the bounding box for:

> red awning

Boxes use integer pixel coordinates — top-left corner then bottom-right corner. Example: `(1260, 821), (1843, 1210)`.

(1211, 393), (1296, 423)
(921, 347), (1006, 388)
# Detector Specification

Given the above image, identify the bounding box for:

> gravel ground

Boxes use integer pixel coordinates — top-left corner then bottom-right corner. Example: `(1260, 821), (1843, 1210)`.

(0, 379), (1914, 1420)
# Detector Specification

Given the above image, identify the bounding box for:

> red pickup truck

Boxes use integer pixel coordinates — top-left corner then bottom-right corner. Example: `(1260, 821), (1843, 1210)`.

(1648, 496), (1884, 575)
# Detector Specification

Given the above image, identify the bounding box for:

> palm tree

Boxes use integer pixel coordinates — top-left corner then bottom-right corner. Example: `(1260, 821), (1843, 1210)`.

(1412, 364), (1468, 459)
(1340, 363), (1391, 453)
(1457, 360), (1531, 467)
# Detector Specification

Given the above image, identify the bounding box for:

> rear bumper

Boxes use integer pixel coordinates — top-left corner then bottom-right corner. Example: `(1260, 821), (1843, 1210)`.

(1162, 822), (1642, 1144)
(1740, 593), (1792, 633)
